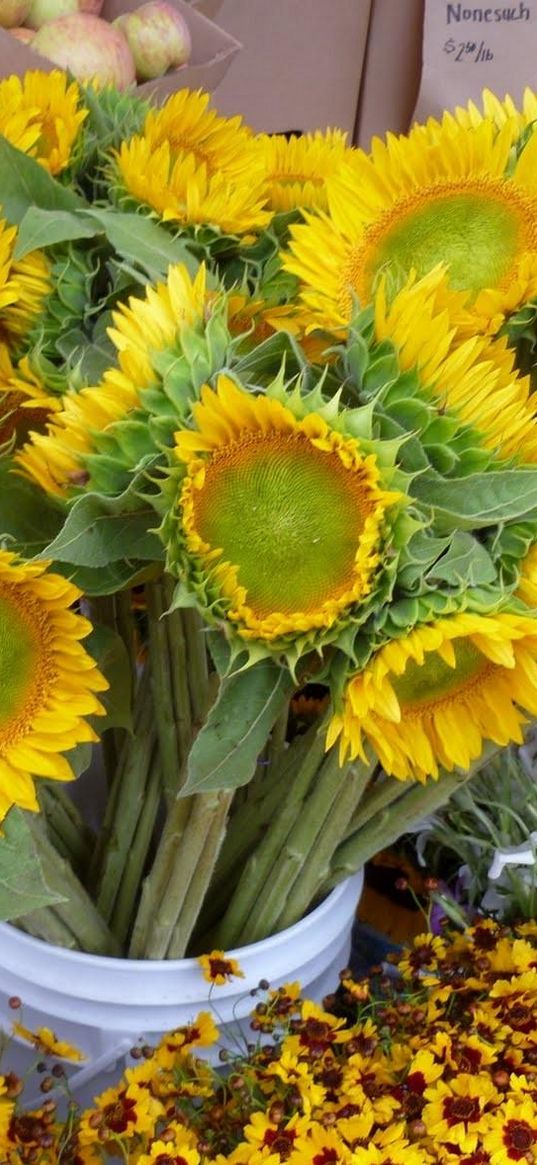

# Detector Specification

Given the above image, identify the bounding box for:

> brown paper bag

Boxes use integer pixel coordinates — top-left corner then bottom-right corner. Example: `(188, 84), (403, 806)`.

(354, 0), (425, 148)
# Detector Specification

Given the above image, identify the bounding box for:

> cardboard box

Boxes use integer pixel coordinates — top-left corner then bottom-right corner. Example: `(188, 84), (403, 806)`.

(0, 0), (240, 100)
(192, 0), (373, 135)
(354, 0), (425, 149)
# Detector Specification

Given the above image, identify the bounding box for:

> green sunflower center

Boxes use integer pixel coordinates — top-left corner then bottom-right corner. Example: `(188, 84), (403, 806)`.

(365, 187), (522, 296)
(193, 432), (374, 617)
(393, 637), (488, 712)
(0, 590), (40, 730)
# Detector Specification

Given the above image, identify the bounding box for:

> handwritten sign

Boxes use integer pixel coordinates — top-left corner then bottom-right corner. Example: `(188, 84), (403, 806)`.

(415, 2), (537, 120)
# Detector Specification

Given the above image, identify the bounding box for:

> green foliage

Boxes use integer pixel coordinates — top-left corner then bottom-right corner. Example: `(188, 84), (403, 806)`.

(0, 809), (66, 922)
(182, 661), (296, 795)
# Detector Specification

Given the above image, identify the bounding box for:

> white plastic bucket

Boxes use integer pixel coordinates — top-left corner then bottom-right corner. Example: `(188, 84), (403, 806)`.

(0, 869), (363, 1107)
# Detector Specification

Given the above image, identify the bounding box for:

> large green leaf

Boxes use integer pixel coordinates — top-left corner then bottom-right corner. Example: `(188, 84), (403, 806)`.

(42, 486), (163, 568)
(13, 207), (98, 260)
(84, 209), (198, 282)
(412, 469), (537, 533)
(183, 660), (295, 794)
(0, 459), (63, 557)
(0, 138), (87, 225)
(0, 808), (66, 922)
(426, 531), (497, 587)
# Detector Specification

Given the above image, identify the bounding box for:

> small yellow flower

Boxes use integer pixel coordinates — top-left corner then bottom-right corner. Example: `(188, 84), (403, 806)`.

(198, 950), (245, 985)
(12, 1022), (85, 1062)
(154, 1012), (219, 1069)
(422, 1074), (500, 1153)
(483, 1097), (537, 1164)
(137, 1138), (201, 1165)
(78, 1083), (164, 1146)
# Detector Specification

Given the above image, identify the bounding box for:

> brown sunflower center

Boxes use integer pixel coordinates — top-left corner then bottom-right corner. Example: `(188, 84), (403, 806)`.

(0, 584), (55, 747)
(344, 180), (537, 305)
(192, 431), (375, 618)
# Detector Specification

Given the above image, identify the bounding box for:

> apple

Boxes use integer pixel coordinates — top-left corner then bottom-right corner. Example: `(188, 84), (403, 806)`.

(31, 12), (136, 87)
(25, 0), (77, 28)
(114, 0), (191, 81)
(0, 0), (30, 28)
(9, 22), (34, 37)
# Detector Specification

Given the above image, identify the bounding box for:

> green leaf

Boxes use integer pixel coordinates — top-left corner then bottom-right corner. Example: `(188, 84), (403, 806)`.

(41, 484), (163, 568)
(86, 625), (133, 732)
(235, 331), (306, 381)
(84, 209), (198, 282)
(411, 469), (537, 533)
(426, 532), (497, 587)
(53, 558), (154, 596)
(183, 660), (295, 794)
(0, 808), (66, 922)
(13, 207), (98, 260)
(0, 137), (87, 226)
(0, 459), (64, 557)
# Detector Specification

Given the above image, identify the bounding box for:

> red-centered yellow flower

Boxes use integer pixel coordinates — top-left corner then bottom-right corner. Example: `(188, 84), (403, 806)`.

(422, 1075), (500, 1153)
(12, 1023), (85, 1062)
(397, 935), (447, 979)
(198, 950), (244, 985)
(327, 610), (537, 780)
(16, 262), (208, 496)
(154, 1012), (219, 1069)
(0, 1080), (14, 1146)
(253, 129), (349, 214)
(243, 1112), (311, 1162)
(351, 1133), (428, 1165)
(483, 1098), (537, 1164)
(78, 1083), (164, 1146)
(488, 971), (537, 1043)
(287, 1123), (352, 1165)
(137, 1139), (201, 1165)
(267, 1052), (326, 1114)
(284, 116), (537, 336)
(284, 1001), (355, 1057)
(173, 374), (403, 645)
(0, 70), (87, 175)
(0, 549), (108, 824)
(115, 89), (269, 235)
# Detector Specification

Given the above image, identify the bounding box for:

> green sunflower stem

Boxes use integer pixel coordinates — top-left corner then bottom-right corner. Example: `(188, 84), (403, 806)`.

(213, 714), (330, 950)
(323, 745), (501, 892)
(14, 907), (80, 950)
(39, 784), (95, 878)
(233, 747), (370, 945)
(165, 791), (234, 959)
(265, 703), (289, 771)
(108, 750), (163, 948)
(128, 787), (193, 958)
(341, 769), (417, 842)
(130, 790), (233, 959)
(146, 576), (198, 803)
(23, 817), (120, 956)
(273, 755), (376, 932)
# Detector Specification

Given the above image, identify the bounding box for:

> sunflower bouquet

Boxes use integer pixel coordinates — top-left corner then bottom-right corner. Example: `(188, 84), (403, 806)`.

(1, 915), (536, 1163)
(2, 71), (537, 959)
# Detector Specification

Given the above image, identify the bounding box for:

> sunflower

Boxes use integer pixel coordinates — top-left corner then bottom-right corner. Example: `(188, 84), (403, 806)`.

(0, 348), (60, 449)
(284, 116), (537, 336)
(0, 70), (87, 175)
(326, 610), (537, 781)
(372, 268), (537, 464)
(253, 128), (349, 214)
(452, 86), (537, 139)
(167, 372), (406, 658)
(0, 214), (51, 349)
(0, 549), (108, 824)
(15, 263), (209, 496)
(114, 88), (269, 235)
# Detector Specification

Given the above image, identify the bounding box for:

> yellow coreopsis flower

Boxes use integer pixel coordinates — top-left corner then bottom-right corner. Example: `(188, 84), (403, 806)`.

(483, 1098), (537, 1165)
(198, 950), (245, 985)
(422, 1074), (500, 1153)
(11, 1023), (85, 1062)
